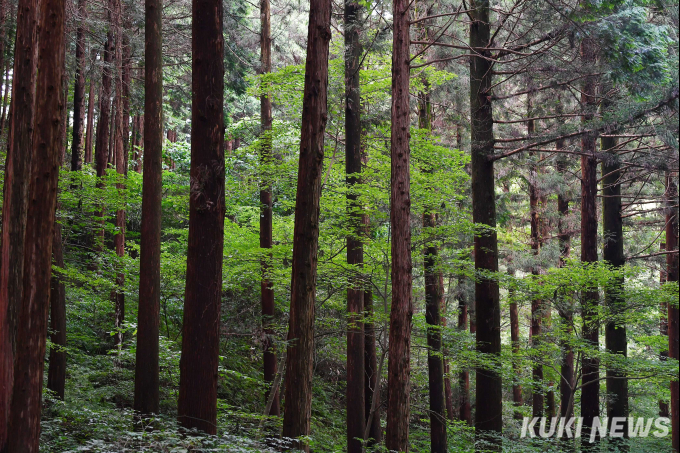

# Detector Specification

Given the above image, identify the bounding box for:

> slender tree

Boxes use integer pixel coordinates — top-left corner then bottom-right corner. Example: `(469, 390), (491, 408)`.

(363, 289), (382, 444)
(259, 0), (279, 417)
(134, 0), (163, 417)
(280, 0), (331, 448)
(7, 0), (67, 448)
(71, 0), (87, 171)
(580, 36), (600, 449)
(177, 0), (225, 434)
(345, 0), (365, 450)
(84, 49), (98, 165)
(419, 89), (447, 452)
(469, 0), (503, 448)
(458, 281), (472, 425)
(0, 0), (40, 447)
(47, 220), (66, 400)
(602, 129), (628, 446)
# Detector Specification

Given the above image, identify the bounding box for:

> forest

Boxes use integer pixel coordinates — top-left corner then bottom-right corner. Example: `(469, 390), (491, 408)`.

(0, 0), (677, 451)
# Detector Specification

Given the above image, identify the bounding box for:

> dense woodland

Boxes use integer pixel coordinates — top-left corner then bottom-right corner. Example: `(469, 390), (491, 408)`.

(0, 0), (677, 451)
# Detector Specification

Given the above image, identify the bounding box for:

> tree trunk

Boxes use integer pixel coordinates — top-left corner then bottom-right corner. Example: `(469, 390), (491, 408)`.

(111, 0), (126, 351)
(419, 89), (447, 453)
(177, 0), (225, 435)
(385, 0), (412, 448)
(71, 0), (87, 171)
(470, 0), (502, 449)
(0, 58), (10, 132)
(457, 282), (472, 425)
(0, 0), (40, 447)
(580, 36), (600, 450)
(345, 0), (365, 450)
(84, 51), (97, 165)
(528, 107), (544, 423)
(47, 220), (66, 400)
(259, 0), (279, 418)
(280, 0), (331, 448)
(364, 290), (382, 445)
(602, 132), (629, 448)
(6, 0), (67, 449)
(508, 269), (522, 419)
(665, 173), (679, 453)
(134, 0), (163, 417)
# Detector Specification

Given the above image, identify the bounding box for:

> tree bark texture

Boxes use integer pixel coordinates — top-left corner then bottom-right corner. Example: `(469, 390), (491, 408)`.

(84, 51), (97, 165)
(579, 36), (600, 449)
(177, 0), (225, 435)
(281, 0), (331, 448)
(385, 0), (412, 449)
(470, 0), (503, 449)
(345, 0), (365, 450)
(0, 0), (40, 448)
(134, 0), (163, 417)
(7, 0), (67, 449)
(47, 221), (66, 400)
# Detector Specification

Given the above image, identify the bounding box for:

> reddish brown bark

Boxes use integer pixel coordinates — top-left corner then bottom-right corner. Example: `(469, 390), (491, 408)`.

(660, 242), (670, 418)
(281, 0), (331, 448)
(177, 0), (225, 435)
(259, 0), (279, 418)
(0, 0), (40, 447)
(385, 0), (412, 448)
(133, 0), (163, 417)
(6, 0), (67, 449)
(665, 174), (679, 453)
(71, 0), (87, 171)
(47, 221), (66, 400)
(345, 0), (364, 450)
(580, 37), (600, 449)
(470, 0), (503, 448)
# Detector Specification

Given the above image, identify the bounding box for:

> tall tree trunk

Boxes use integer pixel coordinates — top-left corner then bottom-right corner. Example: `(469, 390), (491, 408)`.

(602, 132), (628, 448)
(458, 281), (472, 425)
(94, 34), (113, 254)
(0, 57), (9, 132)
(508, 269), (522, 419)
(528, 106), (544, 423)
(84, 50), (97, 165)
(580, 36), (600, 450)
(0, 0), (6, 132)
(556, 152), (575, 433)
(345, 0), (364, 450)
(112, 0), (126, 351)
(177, 0), (225, 435)
(6, 0), (67, 449)
(665, 173), (679, 453)
(259, 0), (279, 418)
(47, 220), (66, 400)
(385, 0), (412, 448)
(470, 0), (502, 449)
(419, 90), (447, 453)
(280, 0), (331, 448)
(0, 0), (40, 447)
(134, 0), (163, 417)
(71, 0), (87, 171)
(364, 290), (382, 445)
